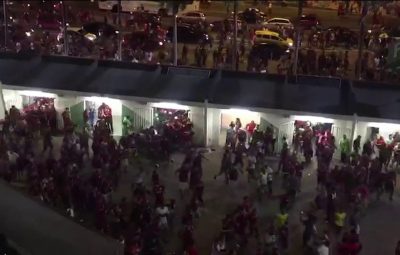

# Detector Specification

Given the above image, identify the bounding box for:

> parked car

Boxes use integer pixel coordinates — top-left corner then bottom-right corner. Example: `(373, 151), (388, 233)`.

(57, 27), (96, 44)
(123, 31), (165, 52)
(167, 24), (212, 45)
(56, 27), (95, 54)
(177, 11), (206, 24)
(261, 18), (294, 30)
(249, 42), (289, 61)
(298, 14), (321, 29)
(238, 8), (266, 24)
(36, 13), (61, 30)
(81, 22), (118, 39)
(254, 29), (294, 48)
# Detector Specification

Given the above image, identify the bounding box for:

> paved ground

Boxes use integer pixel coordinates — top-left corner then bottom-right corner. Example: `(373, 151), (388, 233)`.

(2, 135), (400, 255)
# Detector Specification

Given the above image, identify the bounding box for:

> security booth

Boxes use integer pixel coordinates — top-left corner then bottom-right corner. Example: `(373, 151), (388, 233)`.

(148, 102), (206, 146)
(354, 119), (400, 149)
(1, 87), (85, 132)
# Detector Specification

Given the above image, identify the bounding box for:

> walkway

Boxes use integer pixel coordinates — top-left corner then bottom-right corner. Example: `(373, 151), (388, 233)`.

(0, 180), (123, 255)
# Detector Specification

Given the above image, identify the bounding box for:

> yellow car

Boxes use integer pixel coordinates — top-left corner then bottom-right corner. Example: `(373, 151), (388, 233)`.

(254, 30), (294, 48)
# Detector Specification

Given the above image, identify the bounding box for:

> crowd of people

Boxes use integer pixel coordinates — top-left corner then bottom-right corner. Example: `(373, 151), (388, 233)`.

(1, 102), (400, 254)
(214, 117), (400, 255)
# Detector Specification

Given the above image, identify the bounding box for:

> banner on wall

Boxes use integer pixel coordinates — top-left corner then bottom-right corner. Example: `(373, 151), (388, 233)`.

(0, 82), (5, 120)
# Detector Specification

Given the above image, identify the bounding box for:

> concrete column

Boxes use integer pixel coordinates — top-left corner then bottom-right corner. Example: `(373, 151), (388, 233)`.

(190, 106), (206, 146)
(206, 108), (222, 147)
(203, 99), (208, 147)
(0, 81), (6, 120)
(350, 113), (358, 150)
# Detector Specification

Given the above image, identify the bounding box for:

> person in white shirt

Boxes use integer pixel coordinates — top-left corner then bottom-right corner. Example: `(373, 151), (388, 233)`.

(265, 165), (274, 195)
(247, 153), (257, 182)
(316, 241), (330, 255)
(259, 168), (268, 196)
(156, 203), (169, 230)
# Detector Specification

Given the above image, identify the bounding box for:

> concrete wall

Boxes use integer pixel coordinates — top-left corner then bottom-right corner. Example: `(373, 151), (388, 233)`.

(0, 181), (123, 255)
(2, 89), (23, 110)
(206, 108), (222, 147)
(189, 106), (206, 146)
(0, 84), (7, 120)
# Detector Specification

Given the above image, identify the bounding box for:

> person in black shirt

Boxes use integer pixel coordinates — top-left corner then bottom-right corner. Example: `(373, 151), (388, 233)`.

(353, 135), (361, 155)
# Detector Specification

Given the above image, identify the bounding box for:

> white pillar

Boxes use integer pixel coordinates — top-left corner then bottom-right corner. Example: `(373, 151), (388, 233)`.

(0, 81), (6, 120)
(204, 99), (208, 147)
(190, 106), (206, 146)
(350, 113), (358, 150)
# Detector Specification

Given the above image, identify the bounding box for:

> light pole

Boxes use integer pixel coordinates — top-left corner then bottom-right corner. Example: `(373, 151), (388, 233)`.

(3, 0), (7, 51)
(117, 0), (121, 60)
(293, 0), (303, 78)
(173, 7), (178, 66)
(356, 1), (368, 80)
(61, 1), (68, 56)
(232, 0), (238, 70)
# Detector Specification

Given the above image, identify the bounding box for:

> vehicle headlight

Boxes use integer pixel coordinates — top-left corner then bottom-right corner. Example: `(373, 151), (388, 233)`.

(86, 34), (96, 41)
(285, 49), (290, 53)
(159, 41), (163, 46)
(25, 32), (31, 37)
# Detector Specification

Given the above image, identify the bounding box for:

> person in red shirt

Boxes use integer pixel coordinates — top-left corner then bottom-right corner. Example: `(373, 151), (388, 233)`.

(61, 107), (72, 132)
(98, 103), (113, 133)
(246, 120), (257, 143)
(185, 244), (199, 255)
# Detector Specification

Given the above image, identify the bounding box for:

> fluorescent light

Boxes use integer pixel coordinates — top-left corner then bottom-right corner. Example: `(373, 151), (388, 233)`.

(294, 115), (334, 123)
(367, 122), (400, 129)
(84, 96), (119, 104)
(222, 108), (254, 115)
(151, 102), (189, 110)
(18, 90), (56, 98)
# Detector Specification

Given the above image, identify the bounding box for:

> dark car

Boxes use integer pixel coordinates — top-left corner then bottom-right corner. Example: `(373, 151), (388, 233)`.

(81, 22), (118, 39)
(57, 28), (95, 51)
(167, 24), (212, 45)
(123, 31), (165, 51)
(298, 14), (321, 29)
(325, 26), (358, 47)
(238, 8), (266, 24)
(249, 42), (289, 61)
(125, 12), (161, 27)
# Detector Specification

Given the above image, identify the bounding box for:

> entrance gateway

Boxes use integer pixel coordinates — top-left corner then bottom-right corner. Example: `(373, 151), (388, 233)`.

(2, 84), (400, 154)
